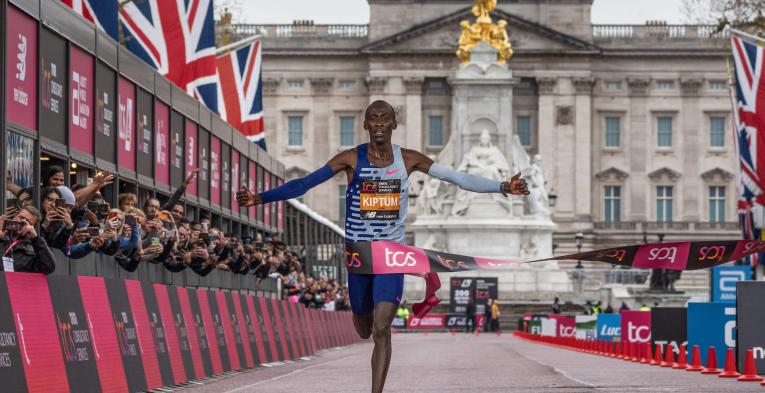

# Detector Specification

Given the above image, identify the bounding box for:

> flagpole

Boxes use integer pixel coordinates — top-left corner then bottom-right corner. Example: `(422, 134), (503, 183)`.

(216, 34), (262, 56)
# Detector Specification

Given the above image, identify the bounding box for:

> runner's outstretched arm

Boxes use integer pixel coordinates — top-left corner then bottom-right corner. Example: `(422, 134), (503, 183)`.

(403, 149), (529, 196)
(236, 149), (356, 207)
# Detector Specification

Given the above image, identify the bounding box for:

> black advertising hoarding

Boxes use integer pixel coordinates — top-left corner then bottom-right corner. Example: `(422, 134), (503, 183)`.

(95, 62), (116, 164)
(39, 29), (67, 145)
(650, 308), (687, 356)
(0, 276), (30, 392)
(104, 278), (148, 393)
(449, 277), (474, 314)
(140, 283), (174, 387)
(257, 165), (264, 224)
(170, 111), (185, 187)
(221, 144), (231, 210)
(204, 290), (231, 372)
(198, 128), (210, 201)
(136, 89), (154, 179)
(475, 278), (498, 315)
(736, 281), (765, 374)
(47, 276), (101, 392)
(184, 288), (214, 377)
(239, 151), (248, 216)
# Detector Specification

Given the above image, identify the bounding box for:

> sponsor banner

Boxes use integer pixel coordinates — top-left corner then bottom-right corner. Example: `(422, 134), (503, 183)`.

(287, 302), (307, 358)
(200, 290), (230, 372)
(70, 45), (95, 155)
(736, 281), (765, 374)
(407, 314), (446, 329)
(140, 283), (174, 387)
(154, 101), (170, 185)
(6, 273), (70, 392)
(7, 5), (38, 130)
(95, 62), (117, 163)
(711, 265), (752, 303)
(270, 299), (291, 359)
(213, 291), (241, 371)
(77, 277), (129, 393)
(345, 240), (761, 274)
(651, 308), (687, 356)
(105, 278), (148, 392)
(182, 287), (214, 377)
(169, 111), (184, 187)
(136, 89), (154, 179)
(231, 149), (240, 212)
(529, 319), (541, 335)
(445, 315), (468, 328)
(47, 276), (101, 392)
(248, 161), (257, 220)
(575, 315), (597, 340)
(194, 289), (223, 375)
(264, 173), (271, 226)
(152, 284), (188, 385)
(242, 295), (268, 364)
(117, 77), (136, 171)
(257, 297), (279, 362)
(278, 300), (298, 359)
(40, 29), (67, 144)
(596, 314), (621, 340)
(548, 315), (576, 337)
(475, 278), (498, 315)
(211, 136), (222, 205)
(198, 129), (210, 201)
(0, 276), (30, 392)
(185, 121), (199, 196)
(687, 302), (736, 367)
(392, 317), (406, 328)
(540, 317), (557, 337)
(221, 145), (231, 209)
(124, 280), (162, 390)
(165, 285), (198, 381)
(449, 277), (474, 314)
(621, 311), (651, 344)
(227, 293), (254, 369)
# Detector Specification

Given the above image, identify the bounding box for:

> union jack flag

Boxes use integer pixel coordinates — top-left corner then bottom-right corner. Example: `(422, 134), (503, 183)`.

(731, 33), (765, 264)
(59, 0), (119, 40)
(217, 39), (266, 149)
(119, 0), (220, 113)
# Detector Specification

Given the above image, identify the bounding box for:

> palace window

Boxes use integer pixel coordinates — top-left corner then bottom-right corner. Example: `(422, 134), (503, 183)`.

(287, 80), (304, 89)
(710, 116), (725, 147)
(516, 116), (532, 147)
(428, 116), (444, 146)
(604, 186), (621, 222)
(656, 186), (673, 222)
(288, 116), (303, 146)
(605, 116), (621, 147)
(340, 116), (355, 146)
(604, 81), (622, 90)
(337, 80), (356, 89)
(656, 80), (674, 90)
(709, 81), (727, 90)
(657, 116), (673, 147)
(709, 186), (726, 222)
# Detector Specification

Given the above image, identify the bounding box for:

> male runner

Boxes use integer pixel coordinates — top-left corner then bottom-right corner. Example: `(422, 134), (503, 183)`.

(236, 100), (528, 392)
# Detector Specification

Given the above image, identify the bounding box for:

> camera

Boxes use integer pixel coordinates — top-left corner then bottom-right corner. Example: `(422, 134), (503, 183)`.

(2, 220), (24, 232)
(86, 201), (110, 214)
(86, 227), (101, 236)
(6, 199), (18, 210)
(124, 215), (136, 227)
(54, 198), (67, 208)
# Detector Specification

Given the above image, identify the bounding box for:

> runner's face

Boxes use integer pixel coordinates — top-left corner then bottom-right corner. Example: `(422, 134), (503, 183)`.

(364, 105), (396, 145)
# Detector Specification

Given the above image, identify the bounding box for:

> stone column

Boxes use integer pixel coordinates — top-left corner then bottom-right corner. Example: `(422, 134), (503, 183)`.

(309, 77), (334, 164)
(536, 77), (557, 201)
(404, 77), (424, 152)
(680, 78), (703, 221)
(627, 78), (651, 221)
(573, 77), (594, 222)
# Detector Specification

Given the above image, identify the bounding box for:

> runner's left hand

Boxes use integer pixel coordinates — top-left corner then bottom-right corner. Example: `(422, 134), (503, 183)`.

(503, 173), (529, 196)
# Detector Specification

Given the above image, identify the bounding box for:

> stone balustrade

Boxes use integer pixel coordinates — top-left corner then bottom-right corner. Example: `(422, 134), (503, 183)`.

(592, 24), (729, 40)
(227, 23), (369, 39)
(592, 221), (739, 232)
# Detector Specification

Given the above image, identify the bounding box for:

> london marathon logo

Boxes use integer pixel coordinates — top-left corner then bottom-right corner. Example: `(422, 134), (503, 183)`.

(42, 60), (63, 113)
(56, 312), (92, 362)
(13, 33), (29, 106)
(71, 71), (90, 128)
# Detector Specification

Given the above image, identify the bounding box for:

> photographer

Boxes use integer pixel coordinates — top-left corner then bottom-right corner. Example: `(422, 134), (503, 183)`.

(39, 187), (75, 251)
(0, 206), (56, 274)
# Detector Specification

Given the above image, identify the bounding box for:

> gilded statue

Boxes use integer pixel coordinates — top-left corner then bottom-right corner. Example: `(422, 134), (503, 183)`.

(457, 0), (513, 64)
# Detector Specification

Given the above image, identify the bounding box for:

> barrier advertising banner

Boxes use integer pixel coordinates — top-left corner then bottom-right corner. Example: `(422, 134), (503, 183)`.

(540, 318), (556, 337)
(407, 315), (446, 329)
(554, 316), (576, 338)
(117, 77), (136, 171)
(596, 314), (621, 340)
(736, 281), (765, 374)
(687, 302), (736, 367)
(620, 311), (650, 344)
(529, 319), (541, 335)
(7, 5), (38, 131)
(449, 277), (474, 314)
(575, 315), (597, 340)
(69, 46), (94, 155)
(39, 29), (67, 144)
(650, 308), (687, 356)
(711, 265), (751, 303)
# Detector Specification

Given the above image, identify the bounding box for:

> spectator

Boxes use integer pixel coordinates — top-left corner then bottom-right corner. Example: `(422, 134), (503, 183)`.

(465, 301), (476, 333)
(619, 302), (630, 312)
(604, 304), (614, 314)
(0, 206), (56, 274)
(490, 299), (500, 332)
(552, 297), (561, 314)
(119, 193), (138, 212)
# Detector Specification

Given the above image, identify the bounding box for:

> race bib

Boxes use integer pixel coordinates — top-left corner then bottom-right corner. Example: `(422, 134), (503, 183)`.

(2, 257), (14, 272)
(360, 179), (401, 220)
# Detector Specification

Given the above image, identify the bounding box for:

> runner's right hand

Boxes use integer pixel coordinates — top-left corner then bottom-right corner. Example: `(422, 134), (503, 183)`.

(236, 186), (260, 207)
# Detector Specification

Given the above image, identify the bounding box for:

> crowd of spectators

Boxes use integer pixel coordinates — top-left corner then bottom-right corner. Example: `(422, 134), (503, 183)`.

(3, 165), (349, 311)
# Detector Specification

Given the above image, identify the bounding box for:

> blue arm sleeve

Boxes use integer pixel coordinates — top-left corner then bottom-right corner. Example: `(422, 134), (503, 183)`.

(427, 163), (503, 193)
(259, 165), (335, 204)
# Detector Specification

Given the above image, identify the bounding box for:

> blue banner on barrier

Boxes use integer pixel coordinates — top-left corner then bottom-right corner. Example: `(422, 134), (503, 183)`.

(596, 314), (621, 340)
(711, 265), (751, 303)
(687, 302), (736, 366)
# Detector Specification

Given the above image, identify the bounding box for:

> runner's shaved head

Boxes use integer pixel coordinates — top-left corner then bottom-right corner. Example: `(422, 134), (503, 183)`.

(365, 100), (396, 121)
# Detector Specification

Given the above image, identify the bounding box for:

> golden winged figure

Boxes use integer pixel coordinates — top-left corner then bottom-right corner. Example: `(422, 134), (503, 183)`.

(458, 0), (512, 64)
(471, 0), (497, 22)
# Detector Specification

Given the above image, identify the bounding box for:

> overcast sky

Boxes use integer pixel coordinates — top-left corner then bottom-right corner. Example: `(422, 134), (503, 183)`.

(235, 0), (687, 24)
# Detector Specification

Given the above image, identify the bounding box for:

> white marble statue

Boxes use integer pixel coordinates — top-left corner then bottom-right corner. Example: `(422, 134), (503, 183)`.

(526, 154), (550, 217)
(451, 129), (513, 215)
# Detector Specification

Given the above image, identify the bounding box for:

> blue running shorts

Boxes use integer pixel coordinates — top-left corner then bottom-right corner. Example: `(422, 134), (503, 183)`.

(347, 272), (404, 315)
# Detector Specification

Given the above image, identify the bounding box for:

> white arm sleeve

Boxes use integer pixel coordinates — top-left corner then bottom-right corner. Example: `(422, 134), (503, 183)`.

(427, 163), (503, 194)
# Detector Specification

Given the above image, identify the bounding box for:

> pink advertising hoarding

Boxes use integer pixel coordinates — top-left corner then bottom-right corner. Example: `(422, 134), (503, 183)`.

(69, 46), (94, 155)
(248, 162), (256, 220)
(185, 120), (198, 196)
(6, 6), (38, 130)
(117, 77), (136, 171)
(621, 310), (651, 344)
(154, 101), (170, 185)
(210, 137), (221, 205)
(264, 173), (271, 226)
(231, 150), (240, 212)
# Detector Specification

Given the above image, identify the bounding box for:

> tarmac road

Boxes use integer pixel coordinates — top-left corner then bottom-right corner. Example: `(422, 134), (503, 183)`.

(178, 332), (762, 392)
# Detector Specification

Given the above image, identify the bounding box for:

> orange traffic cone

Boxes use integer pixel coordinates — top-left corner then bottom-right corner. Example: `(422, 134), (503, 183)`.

(660, 345), (676, 367)
(392, 327), (397, 335)
(701, 346), (721, 374)
(450, 328), (456, 336)
(650, 344), (662, 366)
(737, 349), (763, 382)
(423, 328), (428, 336)
(609, 341), (617, 357)
(686, 345), (704, 372)
(496, 330), (502, 337)
(718, 348), (741, 378)
(616, 341), (624, 359)
(673, 344), (688, 369)
(640, 343), (650, 364)
(644, 343), (654, 364)
(631, 342), (641, 362)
